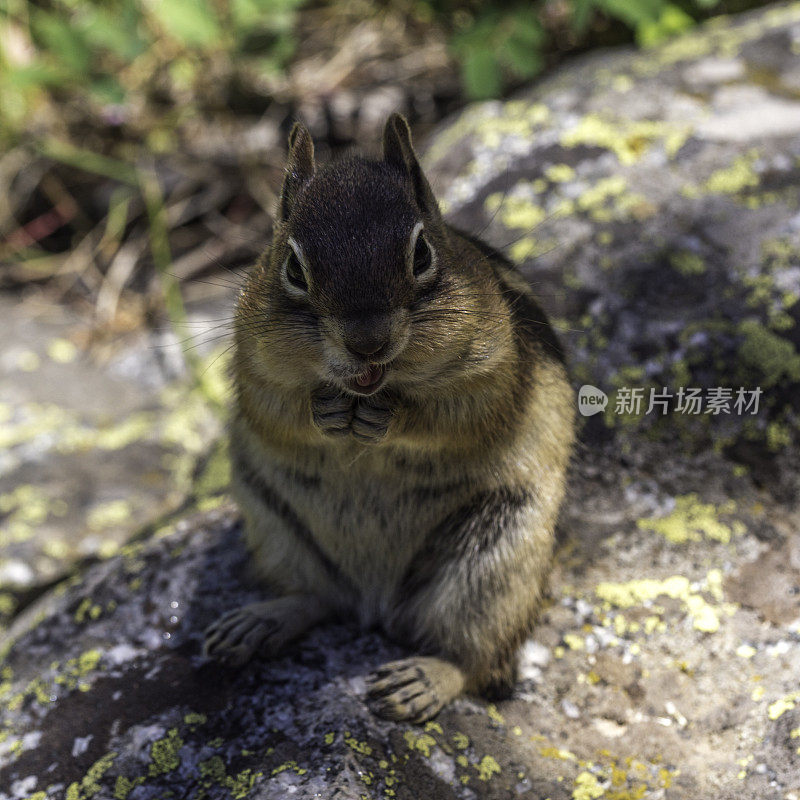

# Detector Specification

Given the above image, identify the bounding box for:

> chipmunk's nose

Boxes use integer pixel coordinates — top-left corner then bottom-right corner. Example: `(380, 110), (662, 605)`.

(342, 315), (391, 359)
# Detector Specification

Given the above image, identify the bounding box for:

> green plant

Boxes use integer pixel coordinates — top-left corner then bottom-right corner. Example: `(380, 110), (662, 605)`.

(0, 0), (308, 144)
(442, 0), (722, 100)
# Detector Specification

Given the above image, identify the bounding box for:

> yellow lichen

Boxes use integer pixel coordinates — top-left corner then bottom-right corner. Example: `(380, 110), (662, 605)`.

(563, 633), (585, 650)
(596, 575), (722, 633)
(475, 755), (501, 781)
(344, 732), (372, 755)
(404, 731), (437, 757)
(487, 704), (504, 724)
(637, 494), (733, 544)
(562, 114), (689, 165)
(424, 721), (443, 734)
(768, 692), (800, 720)
(545, 164), (576, 183)
(705, 153), (759, 194)
(572, 770), (604, 799)
(452, 732), (469, 750)
(540, 746), (577, 761)
(47, 338), (78, 364)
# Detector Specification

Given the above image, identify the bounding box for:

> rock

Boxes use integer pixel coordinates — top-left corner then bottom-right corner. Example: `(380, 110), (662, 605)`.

(0, 293), (229, 626)
(427, 2), (800, 502)
(5, 5), (800, 799)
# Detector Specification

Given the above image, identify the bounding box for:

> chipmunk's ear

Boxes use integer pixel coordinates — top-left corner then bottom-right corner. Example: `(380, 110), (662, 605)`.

(382, 113), (440, 219)
(279, 122), (315, 221)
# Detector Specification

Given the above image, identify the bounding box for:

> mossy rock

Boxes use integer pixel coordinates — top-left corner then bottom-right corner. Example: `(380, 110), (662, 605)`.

(4, 7), (800, 800)
(426, 1), (800, 500)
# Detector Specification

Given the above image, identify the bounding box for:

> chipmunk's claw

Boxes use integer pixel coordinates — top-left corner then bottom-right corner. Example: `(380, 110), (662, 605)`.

(351, 396), (392, 444)
(311, 384), (393, 443)
(204, 605), (282, 666)
(311, 386), (353, 437)
(366, 656), (464, 723)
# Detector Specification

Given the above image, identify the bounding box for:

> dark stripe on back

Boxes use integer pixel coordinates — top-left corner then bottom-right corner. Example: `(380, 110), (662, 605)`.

(232, 448), (355, 595)
(396, 487), (532, 601)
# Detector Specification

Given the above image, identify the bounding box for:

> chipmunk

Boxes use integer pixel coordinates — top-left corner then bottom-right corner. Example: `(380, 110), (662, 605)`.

(204, 114), (575, 722)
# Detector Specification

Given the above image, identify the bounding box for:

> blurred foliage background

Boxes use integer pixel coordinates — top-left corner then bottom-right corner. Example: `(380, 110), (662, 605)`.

(0, 0), (777, 352)
(0, 0), (783, 623)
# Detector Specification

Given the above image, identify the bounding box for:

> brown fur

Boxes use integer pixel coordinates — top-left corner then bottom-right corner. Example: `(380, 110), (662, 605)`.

(204, 114), (575, 722)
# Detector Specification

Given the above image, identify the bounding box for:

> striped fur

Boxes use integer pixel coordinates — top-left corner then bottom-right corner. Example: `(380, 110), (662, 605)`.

(214, 116), (575, 715)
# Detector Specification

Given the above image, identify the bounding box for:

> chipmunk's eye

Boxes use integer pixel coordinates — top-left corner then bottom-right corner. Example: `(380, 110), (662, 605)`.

(411, 227), (435, 279)
(283, 248), (308, 293)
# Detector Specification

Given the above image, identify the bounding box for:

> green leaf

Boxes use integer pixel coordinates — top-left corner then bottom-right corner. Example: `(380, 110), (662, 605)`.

(231, 0), (306, 30)
(508, 10), (545, 48)
(5, 62), (63, 90)
(571, 0), (599, 33)
(637, 4), (694, 46)
(89, 75), (127, 105)
(31, 10), (92, 75)
(38, 138), (138, 185)
(148, 0), (222, 48)
(598, 0), (665, 28)
(80, 7), (147, 61)
(503, 36), (543, 79)
(462, 47), (502, 100)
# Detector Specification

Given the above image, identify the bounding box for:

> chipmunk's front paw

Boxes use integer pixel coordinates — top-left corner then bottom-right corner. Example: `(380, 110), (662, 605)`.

(311, 385), (354, 438)
(351, 395), (393, 444)
(204, 602), (286, 667)
(366, 656), (465, 723)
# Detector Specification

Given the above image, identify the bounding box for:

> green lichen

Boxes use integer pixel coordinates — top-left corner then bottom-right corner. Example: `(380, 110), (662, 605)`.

(74, 598), (104, 624)
(198, 756), (263, 798)
(194, 441), (231, 498)
(271, 760), (306, 777)
(113, 776), (145, 800)
(65, 752), (117, 800)
(148, 728), (183, 776)
(705, 152), (759, 195)
(670, 251), (706, 275)
(87, 500), (132, 532)
(738, 318), (800, 387)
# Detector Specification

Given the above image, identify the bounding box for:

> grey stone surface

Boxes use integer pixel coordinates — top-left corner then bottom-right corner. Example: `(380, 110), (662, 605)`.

(3, 4), (800, 799)
(0, 293), (229, 622)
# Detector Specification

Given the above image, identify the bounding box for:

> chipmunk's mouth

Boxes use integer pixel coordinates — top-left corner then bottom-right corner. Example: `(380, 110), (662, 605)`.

(346, 364), (386, 396)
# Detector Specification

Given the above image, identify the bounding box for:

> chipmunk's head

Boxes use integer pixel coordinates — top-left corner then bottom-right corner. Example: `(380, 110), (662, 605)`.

(239, 114), (499, 397)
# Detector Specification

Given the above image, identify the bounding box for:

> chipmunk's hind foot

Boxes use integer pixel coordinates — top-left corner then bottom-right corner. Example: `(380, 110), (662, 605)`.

(366, 656), (465, 723)
(203, 595), (326, 667)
